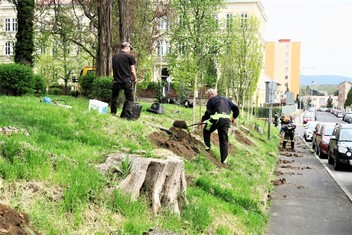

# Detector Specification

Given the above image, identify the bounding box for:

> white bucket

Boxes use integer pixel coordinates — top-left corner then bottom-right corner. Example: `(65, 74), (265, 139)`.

(88, 99), (108, 114)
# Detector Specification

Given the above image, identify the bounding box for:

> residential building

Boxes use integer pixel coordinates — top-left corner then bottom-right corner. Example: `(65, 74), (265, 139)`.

(265, 39), (301, 103)
(303, 95), (338, 110)
(0, 1), (17, 63)
(337, 81), (352, 110)
(219, 0), (268, 106)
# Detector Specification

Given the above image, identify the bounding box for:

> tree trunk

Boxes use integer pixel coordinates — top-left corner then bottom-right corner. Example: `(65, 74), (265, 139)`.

(98, 151), (187, 215)
(96, 0), (113, 76)
(119, 0), (130, 42)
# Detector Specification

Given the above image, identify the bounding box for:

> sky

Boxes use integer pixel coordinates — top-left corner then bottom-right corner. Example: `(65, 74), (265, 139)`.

(260, 0), (352, 79)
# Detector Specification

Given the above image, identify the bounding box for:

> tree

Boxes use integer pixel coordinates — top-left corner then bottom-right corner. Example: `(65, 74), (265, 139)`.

(344, 88), (352, 109)
(168, 0), (225, 122)
(326, 96), (333, 108)
(96, 0), (113, 76)
(13, 0), (35, 66)
(218, 16), (263, 107)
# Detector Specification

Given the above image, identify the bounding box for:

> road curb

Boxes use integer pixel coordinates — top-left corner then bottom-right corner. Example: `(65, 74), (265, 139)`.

(299, 133), (352, 203)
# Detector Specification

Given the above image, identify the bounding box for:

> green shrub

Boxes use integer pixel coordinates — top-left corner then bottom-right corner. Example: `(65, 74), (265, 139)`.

(79, 73), (96, 96)
(33, 74), (46, 95)
(0, 63), (35, 96)
(91, 76), (113, 102)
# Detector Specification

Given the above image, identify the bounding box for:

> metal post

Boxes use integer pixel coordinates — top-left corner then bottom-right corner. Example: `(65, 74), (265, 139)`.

(268, 103), (272, 140)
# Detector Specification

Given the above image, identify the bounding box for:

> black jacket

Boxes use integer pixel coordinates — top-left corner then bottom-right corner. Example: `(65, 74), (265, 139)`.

(201, 95), (239, 122)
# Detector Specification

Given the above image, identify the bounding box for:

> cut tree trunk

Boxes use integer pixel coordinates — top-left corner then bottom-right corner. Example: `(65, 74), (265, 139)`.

(98, 150), (187, 215)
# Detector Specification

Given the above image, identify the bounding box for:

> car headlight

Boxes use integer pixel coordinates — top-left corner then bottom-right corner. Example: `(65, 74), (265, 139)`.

(338, 146), (348, 153)
(347, 151), (352, 157)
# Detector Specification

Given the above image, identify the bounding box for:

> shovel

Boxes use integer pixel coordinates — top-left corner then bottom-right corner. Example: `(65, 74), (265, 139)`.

(173, 120), (204, 129)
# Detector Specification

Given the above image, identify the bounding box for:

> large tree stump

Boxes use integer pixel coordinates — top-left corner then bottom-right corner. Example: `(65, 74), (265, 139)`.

(98, 149), (187, 215)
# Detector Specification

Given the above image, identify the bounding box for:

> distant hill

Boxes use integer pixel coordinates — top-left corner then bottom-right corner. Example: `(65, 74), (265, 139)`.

(301, 75), (352, 86)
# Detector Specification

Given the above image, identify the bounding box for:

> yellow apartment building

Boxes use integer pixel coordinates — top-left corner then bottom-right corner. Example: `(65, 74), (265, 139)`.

(265, 39), (301, 104)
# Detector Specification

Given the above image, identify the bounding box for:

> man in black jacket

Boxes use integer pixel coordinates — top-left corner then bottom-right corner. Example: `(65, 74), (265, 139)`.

(198, 88), (239, 164)
(111, 42), (137, 119)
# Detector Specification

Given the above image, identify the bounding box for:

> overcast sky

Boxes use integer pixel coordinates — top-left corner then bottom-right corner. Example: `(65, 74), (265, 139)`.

(260, 0), (352, 79)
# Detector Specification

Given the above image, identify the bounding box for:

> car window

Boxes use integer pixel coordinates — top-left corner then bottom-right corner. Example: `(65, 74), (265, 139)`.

(307, 122), (317, 128)
(324, 126), (334, 136)
(339, 129), (352, 141)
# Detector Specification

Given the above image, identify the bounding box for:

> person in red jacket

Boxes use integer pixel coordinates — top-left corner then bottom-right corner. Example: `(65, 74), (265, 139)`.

(198, 88), (239, 164)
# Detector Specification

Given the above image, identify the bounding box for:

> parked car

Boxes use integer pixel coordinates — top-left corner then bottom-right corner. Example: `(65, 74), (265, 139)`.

(303, 112), (316, 124)
(328, 123), (352, 170)
(315, 122), (336, 158)
(303, 121), (320, 142)
(344, 113), (352, 123)
(342, 112), (352, 122)
(312, 123), (323, 151)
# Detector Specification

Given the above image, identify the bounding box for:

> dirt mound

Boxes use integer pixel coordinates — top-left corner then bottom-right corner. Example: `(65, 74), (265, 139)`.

(148, 126), (237, 168)
(0, 204), (39, 235)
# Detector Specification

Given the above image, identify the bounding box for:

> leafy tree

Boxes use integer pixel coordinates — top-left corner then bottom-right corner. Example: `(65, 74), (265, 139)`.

(326, 96), (333, 108)
(219, 16), (263, 107)
(168, 0), (225, 121)
(13, 0), (35, 66)
(344, 88), (352, 109)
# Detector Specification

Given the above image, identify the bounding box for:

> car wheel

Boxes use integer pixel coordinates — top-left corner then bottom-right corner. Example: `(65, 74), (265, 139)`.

(334, 157), (341, 171)
(328, 151), (333, 165)
(317, 148), (322, 158)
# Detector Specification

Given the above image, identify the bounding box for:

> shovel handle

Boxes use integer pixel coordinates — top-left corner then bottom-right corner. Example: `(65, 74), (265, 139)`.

(188, 122), (204, 127)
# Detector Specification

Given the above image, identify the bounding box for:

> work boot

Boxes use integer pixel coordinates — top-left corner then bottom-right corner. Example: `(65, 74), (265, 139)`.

(205, 146), (210, 152)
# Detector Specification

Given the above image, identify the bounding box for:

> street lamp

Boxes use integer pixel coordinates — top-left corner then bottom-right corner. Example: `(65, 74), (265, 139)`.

(300, 67), (315, 109)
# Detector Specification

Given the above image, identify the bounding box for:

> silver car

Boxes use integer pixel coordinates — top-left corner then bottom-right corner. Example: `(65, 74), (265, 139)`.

(304, 121), (320, 142)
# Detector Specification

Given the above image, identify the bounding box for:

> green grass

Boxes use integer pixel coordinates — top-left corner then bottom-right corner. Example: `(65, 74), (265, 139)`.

(0, 95), (280, 234)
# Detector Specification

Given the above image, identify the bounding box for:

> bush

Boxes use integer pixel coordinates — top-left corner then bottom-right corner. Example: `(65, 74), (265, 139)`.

(33, 74), (46, 95)
(0, 63), (35, 96)
(79, 73), (96, 96)
(91, 76), (113, 103)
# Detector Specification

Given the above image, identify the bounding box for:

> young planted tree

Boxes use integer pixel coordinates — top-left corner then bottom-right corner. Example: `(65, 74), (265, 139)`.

(168, 0), (225, 122)
(13, 0), (35, 66)
(219, 16), (263, 107)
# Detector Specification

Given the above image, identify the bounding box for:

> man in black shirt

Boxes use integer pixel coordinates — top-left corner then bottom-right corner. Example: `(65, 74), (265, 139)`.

(111, 42), (137, 119)
(198, 89), (239, 164)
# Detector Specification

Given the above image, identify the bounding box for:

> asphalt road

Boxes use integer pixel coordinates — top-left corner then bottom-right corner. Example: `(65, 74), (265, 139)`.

(299, 111), (352, 198)
(267, 111), (352, 235)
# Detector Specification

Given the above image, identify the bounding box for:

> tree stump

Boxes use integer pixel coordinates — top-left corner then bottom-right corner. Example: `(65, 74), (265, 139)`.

(98, 149), (187, 215)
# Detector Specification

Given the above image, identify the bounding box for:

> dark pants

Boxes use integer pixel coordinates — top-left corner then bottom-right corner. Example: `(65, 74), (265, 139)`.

(111, 81), (134, 119)
(203, 118), (230, 163)
(283, 131), (295, 149)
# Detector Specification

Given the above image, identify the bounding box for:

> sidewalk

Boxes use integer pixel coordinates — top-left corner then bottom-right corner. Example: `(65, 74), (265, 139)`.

(267, 135), (352, 235)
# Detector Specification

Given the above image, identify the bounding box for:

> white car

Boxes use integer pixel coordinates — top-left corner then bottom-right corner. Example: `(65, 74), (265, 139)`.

(304, 121), (320, 141)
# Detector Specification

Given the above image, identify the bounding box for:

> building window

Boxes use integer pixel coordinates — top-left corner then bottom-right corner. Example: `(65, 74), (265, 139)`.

(285, 75), (288, 80)
(157, 17), (168, 31)
(4, 42), (14, 55)
(5, 18), (17, 32)
(240, 12), (248, 27)
(226, 13), (233, 29)
(40, 17), (46, 31)
(77, 16), (83, 31)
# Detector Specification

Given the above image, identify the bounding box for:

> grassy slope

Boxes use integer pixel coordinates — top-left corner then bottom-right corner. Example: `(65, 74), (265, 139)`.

(0, 95), (279, 234)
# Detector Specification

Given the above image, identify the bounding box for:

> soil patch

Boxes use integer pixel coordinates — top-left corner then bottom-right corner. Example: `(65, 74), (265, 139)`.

(0, 204), (39, 235)
(148, 126), (237, 168)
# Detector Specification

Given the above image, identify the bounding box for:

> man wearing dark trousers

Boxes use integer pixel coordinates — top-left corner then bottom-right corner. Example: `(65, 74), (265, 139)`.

(111, 42), (137, 119)
(198, 88), (239, 164)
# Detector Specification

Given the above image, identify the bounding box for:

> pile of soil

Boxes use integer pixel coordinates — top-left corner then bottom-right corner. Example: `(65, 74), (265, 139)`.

(148, 126), (238, 168)
(0, 204), (39, 235)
